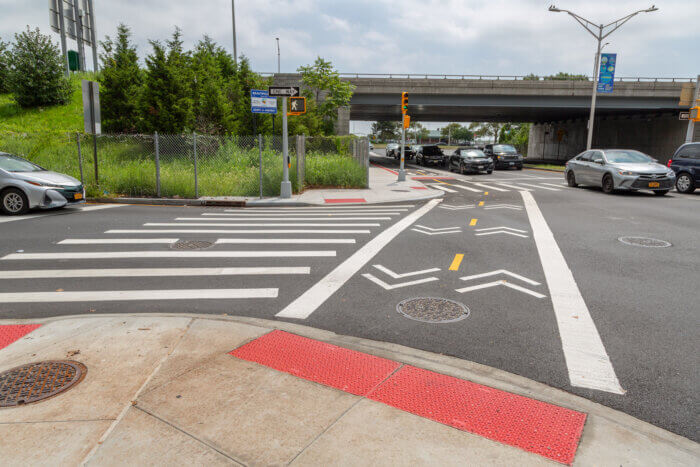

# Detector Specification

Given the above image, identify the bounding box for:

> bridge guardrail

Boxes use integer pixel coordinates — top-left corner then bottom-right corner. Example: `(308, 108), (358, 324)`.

(260, 73), (694, 83)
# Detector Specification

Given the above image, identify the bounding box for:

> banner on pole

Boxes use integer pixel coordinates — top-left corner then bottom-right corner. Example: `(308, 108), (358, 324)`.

(597, 53), (617, 93)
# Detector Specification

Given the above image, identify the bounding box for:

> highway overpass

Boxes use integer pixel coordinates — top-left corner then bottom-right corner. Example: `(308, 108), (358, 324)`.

(271, 73), (698, 161)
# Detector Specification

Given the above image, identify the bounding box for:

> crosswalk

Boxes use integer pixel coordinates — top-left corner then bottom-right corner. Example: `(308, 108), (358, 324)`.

(403, 168), (567, 192)
(0, 204), (416, 308)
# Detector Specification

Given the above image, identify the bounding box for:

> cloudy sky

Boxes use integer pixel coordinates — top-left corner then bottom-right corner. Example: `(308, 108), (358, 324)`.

(2, 1), (698, 131)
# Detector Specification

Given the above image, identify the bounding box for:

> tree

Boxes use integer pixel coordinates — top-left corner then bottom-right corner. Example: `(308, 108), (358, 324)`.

(545, 72), (588, 81)
(523, 73), (540, 81)
(190, 36), (234, 134)
(371, 121), (400, 141)
(498, 123), (531, 150)
(99, 24), (142, 133)
(440, 123), (473, 144)
(0, 38), (10, 93)
(469, 122), (500, 143)
(408, 121), (429, 142)
(297, 57), (355, 134)
(138, 28), (194, 133)
(7, 27), (72, 107)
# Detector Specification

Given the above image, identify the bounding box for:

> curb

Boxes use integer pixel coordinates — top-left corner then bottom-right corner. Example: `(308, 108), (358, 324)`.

(523, 165), (566, 173)
(2, 312), (698, 457)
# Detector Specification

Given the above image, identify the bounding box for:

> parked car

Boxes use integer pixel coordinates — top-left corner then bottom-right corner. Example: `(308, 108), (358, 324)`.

(448, 149), (494, 174)
(483, 144), (523, 170)
(1, 152), (85, 215)
(565, 149), (675, 196)
(667, 142), (699, 193)
(385, 143), (400, 158)
(369, 142), (375, 151)
(388, 144), (414, 160)
(414, 145), (446, 166)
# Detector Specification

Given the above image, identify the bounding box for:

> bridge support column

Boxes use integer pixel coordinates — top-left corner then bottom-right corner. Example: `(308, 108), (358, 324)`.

(335, 106), (350, 135)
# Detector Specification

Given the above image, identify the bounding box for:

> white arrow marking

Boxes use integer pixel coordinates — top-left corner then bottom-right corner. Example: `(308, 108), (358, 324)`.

(373, 264), (441, 279)
(414, 225), (462, 231)
(439, 204), (475, 210)
(362, 273), (439, 290)
(411, 228), (461, 236)
(475, 230), (529, 238)
(455, 280), (546, 298)
(475, 226), (528, 233)
(460, 269), (540, 286)
(484, 205), (523, 211)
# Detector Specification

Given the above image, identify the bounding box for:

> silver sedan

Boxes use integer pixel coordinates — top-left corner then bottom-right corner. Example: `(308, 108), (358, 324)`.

(565, 149), (676, 196)
(1, 152), (85, 215)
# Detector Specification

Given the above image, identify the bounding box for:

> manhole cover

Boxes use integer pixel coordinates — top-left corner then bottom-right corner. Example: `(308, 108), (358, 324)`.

(0, 361), (86, 407)
(171, 240), (214, 250)
(397, 297), (470, 323)
(618, 236), (672, 248)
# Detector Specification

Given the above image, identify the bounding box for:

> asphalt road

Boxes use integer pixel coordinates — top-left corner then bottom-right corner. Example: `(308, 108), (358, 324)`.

(1, 152), (698, 442)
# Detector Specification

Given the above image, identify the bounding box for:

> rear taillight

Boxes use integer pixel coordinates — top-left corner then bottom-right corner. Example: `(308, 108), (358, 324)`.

(667, 159), (673, 167)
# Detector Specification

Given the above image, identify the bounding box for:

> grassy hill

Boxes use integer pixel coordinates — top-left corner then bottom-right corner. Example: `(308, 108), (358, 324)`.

(0, 73), (92, 133)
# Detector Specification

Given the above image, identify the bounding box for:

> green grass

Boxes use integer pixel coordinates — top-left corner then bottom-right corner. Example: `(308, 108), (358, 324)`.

(0, 74), (91, 133)
(0, 133), (366, 198)
(523, 163), (565, 172)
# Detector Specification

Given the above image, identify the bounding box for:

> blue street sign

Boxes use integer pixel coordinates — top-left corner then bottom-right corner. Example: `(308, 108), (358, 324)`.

(597, 53), (617, 93)
(251, 89), (277, 114)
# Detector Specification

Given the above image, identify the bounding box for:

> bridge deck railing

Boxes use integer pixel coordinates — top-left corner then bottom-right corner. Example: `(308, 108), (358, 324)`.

(260, 73), (694, 83)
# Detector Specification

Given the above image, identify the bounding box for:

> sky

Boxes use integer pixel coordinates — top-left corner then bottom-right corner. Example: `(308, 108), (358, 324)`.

(2, 0), (698, 133)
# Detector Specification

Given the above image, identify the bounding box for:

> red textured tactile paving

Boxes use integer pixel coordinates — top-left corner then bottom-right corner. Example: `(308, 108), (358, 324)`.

(370, 163), (398, 175)
(0, 324), (41, 350)
(368, 365), (586, 464)
(410, 176), (454, 181)
(229, 330), (400, 396)
(324, 198), (367, 204)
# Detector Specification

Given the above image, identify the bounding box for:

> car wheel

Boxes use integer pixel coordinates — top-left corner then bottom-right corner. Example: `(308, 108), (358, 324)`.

(675, 173), (696, 193)
(460, 164), (465, 175)
(517, 165), (523, 170)
(566, 171), (578, 187)
(602, 174), (615, 194)
(1, 188), (30, 215)
(486, 170), (493, 174)
(653, 190), (669, 196)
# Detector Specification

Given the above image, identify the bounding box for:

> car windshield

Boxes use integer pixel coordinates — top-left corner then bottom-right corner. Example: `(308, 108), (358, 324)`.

(0, 154), (45, 172)
(422, 146), (441, 155)
(605, 150), (653, 163)
(462, 150), (486, 158)
(493, 145), (517, 154)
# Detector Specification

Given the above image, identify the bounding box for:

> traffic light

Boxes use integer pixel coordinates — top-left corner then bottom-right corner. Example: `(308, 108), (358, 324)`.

(401, 92), (409, 114)
(692, 105), (700, 122)
(403, 114), (411, 129)
(288, 97), (306, 115)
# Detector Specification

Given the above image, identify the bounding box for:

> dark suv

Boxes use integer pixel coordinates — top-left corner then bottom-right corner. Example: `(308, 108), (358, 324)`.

(484, 144), (523, 170)
(668, 142), (700, 193)
(414, 145), (446, 166)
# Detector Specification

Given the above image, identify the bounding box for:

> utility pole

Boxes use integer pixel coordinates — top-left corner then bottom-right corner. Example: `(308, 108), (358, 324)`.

(87, 0), (98, 72)
(686, 75), (700, 143)
(56, 0), (70, 77)
(74, 5), (86, 71)
(231, 0), (237, 65)
(548, 5), (658, 150)
(398, 92), (409, 182)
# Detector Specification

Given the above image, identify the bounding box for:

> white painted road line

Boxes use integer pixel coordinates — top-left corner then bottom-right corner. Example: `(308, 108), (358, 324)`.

(362, 273), (439, 290)
(58, 238), (179, 244)
(145, 223), (381, 227)
(430, 185), (458, 193)
(452, 184), (483, 193)
(202, 213), (401, 217)
(1, 267), (310, 279)
(475, 226), (528, 233)
(460, 269), (540, 286)
(2, 251), (336, 260)
(518, 183), (560, 191)
(496, 183), (531, 191)
(471, 182), (509, 192)
(0, 288), (279, 303)
(276, 199), (441, 319)
(105, 229), (371, 234)
(215, 238), (355, 244)
(521, 191), (624, 394)
(175, 217), (392, 221)
(226, 205), (414, 211)
(455, 280), (546, 298)
(373, 264), (441, 278)
(75, 204), (126, 212)
(0, 204), (124, 224)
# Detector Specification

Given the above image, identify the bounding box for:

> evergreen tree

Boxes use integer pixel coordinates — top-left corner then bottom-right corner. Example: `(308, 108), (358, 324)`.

(228, 56), (273, 135)
(7, 27), (72, 107)
(138, 28), (193, 133)
(99, 24), (142, 132)
(191, 36), (234, 134)
(0, 38), (10, 93)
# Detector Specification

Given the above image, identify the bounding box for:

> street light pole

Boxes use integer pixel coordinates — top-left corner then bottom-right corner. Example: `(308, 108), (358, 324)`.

(548, 5), (658, 150)
(231, 0), (237, 65)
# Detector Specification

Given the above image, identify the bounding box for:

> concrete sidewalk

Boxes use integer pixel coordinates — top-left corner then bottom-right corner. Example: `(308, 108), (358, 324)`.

(89, 165), (443, 207)
(0, 314), (697, 466)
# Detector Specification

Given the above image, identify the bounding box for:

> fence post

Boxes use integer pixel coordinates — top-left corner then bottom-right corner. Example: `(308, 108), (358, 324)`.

(193, 132), (198, 198)
(295, 135), (305, 192)
(92, 133), (99, 185)
(154, 131), (161, 198)
(76, 133), (84, 186)
(365, 137), (370, 189)
(258, 134), (263, 199)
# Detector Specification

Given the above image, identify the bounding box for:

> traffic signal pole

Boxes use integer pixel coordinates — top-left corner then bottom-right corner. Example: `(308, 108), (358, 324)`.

(398, 92), (409, 182)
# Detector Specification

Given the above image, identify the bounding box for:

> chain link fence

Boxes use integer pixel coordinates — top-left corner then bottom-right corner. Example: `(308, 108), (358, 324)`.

(0, 132), (368, 198)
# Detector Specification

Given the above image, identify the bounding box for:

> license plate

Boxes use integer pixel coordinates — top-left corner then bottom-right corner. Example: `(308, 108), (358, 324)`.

(478, 166), (483, 169)
(509, 162), (514, 166)
(74, 193), (83, 200)
(648, 182), (660, 188)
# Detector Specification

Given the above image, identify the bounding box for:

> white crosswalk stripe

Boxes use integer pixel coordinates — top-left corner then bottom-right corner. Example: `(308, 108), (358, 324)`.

(430, 185), (458, 193)
(452, 184), (483, 193)
(517, 183), (561, 191)
(470, 182), (509, 192)
(496, 183), (531, 191)
(3, 204), (414, 308)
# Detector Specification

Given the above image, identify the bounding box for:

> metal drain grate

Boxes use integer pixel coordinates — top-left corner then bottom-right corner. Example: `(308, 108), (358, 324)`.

(0, 361), (87, 407)
(618, 236), (672, 248)
(397, 297), (470, 323)
(171, 240), (214, 250)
